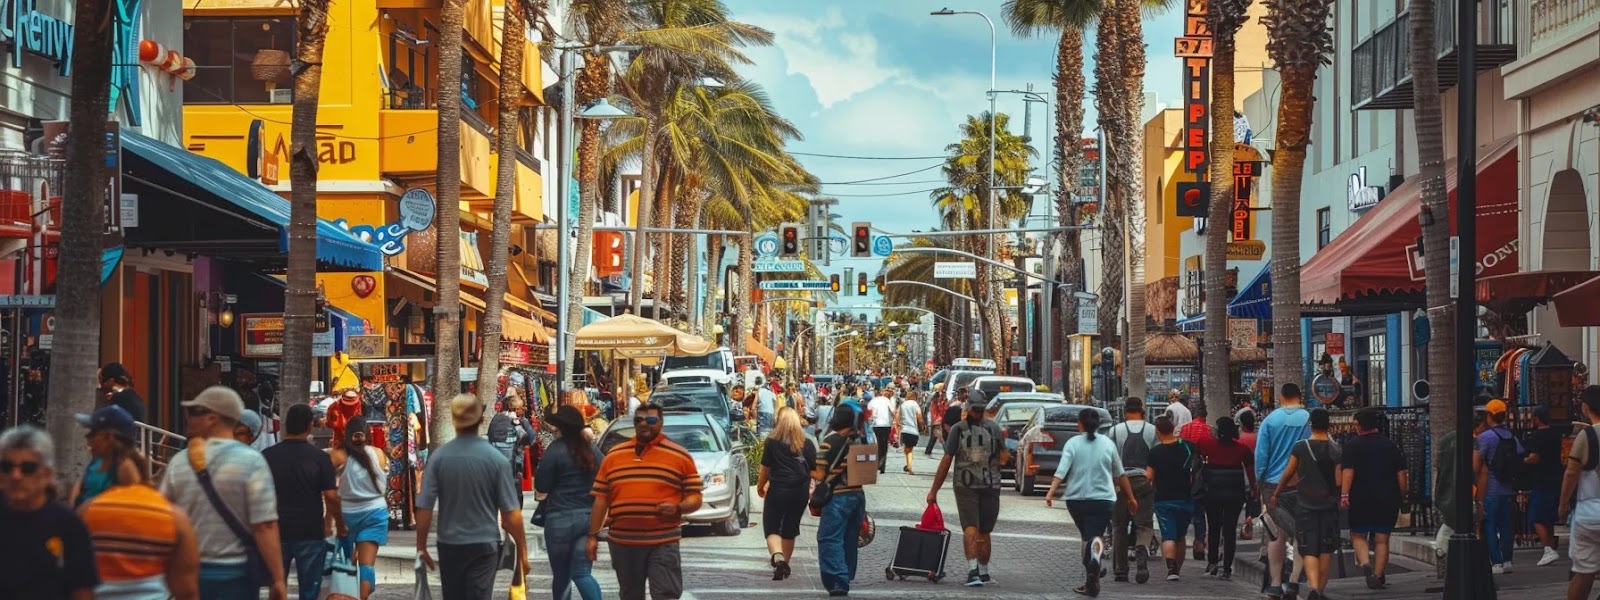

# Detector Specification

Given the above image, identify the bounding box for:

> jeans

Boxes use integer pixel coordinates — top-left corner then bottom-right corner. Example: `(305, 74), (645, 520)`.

(872, 427), (892, 473)
(817, 492), (866, 593)
(438, 542), (498, 600)
(198, 563), (257, 600)
(608, 541), (683, 600)
(1067, 500), (1116, 576)
(545, 509), (603, 600)
(1113, 473), (1156, 576)
(282, 539), (329, 600)
(1205, 491), (1245, 570)
(1192, 497), (1208, 546)
(1484, 494), (1515, 565)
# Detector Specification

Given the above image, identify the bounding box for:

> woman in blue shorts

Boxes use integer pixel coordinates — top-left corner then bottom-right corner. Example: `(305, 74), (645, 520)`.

(333, 416), (390, 599)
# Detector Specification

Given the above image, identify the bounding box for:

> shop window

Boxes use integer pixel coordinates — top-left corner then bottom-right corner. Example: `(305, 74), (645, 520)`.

(386, 21), (433, 109)
(1368, 334), (1387, 405)
(183, 17), (296, 105)
(1316, 208), (1331, 249)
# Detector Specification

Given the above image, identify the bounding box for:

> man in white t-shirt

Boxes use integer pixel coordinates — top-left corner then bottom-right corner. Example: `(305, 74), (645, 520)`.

(867, 388), (896, 475)
(1563, 386), (1600, 600)
(896, 393), (924, 474)
(1165, 391), (1193, 430)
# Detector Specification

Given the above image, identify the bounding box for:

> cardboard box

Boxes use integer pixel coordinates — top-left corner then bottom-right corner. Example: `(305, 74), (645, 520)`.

(846, 443), (879, 487)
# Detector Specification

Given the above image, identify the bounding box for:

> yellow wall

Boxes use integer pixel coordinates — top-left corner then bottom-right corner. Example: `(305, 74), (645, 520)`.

(1144, 108), (1190, 283)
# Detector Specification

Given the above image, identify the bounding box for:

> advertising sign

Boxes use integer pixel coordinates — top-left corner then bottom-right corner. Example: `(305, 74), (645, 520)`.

(1225, 240), (1266, 261)
(758, 280), (831, 291)
(1348, 166), (1384, 211)
(1176, 181), (1210, 218)
(1312, 374), (1341, 404)
(1178, 0), (1212, 174)
(1232, 144), (1264, 242)
(1325, 332), (1345, 356)
(933, 261), (977, 279)
(240, 314), (285, 357)
(42, 120), (121, 239)
(753, 259), (806, 273)
(1228, 318), (1256, 349)
(347, 334), (386, 358)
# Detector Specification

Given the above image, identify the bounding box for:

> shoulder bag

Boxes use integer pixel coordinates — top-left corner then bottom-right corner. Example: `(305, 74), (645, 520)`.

(190, 444), (275, 588)
(808, 437), (852, 514)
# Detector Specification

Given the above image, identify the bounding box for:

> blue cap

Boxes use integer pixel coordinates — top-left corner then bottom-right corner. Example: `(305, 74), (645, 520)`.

(75, 405), (137, 440)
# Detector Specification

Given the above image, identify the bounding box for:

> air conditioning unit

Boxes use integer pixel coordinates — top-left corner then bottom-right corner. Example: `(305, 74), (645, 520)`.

(268, 89), (292, 104)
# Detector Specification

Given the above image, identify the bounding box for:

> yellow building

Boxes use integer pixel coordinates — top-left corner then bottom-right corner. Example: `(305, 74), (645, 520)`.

(182, 0), (552, 372)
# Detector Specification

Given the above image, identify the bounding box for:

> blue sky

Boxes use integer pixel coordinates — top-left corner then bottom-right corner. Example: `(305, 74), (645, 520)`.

(724, 0), (1185, 281)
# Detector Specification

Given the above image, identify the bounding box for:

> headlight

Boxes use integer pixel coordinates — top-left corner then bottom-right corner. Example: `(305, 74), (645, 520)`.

(705, 473), (728, 488)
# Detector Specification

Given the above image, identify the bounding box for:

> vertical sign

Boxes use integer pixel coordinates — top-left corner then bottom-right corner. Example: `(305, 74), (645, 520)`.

(1232, 144), (1264, 242)
(1178, 0), (1212, 175)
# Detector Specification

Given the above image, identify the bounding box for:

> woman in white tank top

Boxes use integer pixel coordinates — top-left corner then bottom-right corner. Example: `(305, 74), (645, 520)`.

(331, 416), (389, 599)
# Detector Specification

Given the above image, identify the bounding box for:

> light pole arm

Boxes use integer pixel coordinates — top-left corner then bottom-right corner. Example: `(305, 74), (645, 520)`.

(884, 280), (977, 304)
(889, 247), (1072, 287)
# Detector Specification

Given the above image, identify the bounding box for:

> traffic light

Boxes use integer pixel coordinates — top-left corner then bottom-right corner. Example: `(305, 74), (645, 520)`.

(779, 222), (800, 258)
(876, 275), (886, 294)
(856, 272), (868, 295)
(843, 267), (854, 296)
(592, 232), (625, 277)
(830, 274), (840, 292)
(851, 222), (872, 257)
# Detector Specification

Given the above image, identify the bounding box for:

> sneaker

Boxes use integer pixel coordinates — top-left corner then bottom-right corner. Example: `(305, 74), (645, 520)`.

(1165, 558), (1180, 581)
(1134, 545), (1150, 584)
(1539, 547), (1561, 567)
(1264, 584), (1285, 599)
(828, 590), (849, 597)
(1218, 567), (1232, 581)
(1112, 575), (1129, 583)
(1193, 545), (1204, 561)
(965, 569), (984, 587)
(1306, 591), (1326, 600)
(1166, 571), (1180, 581)
(1491, 563), (1505, 575)
(1205, 561), (1218, 577)
(1502, 561), (1514, 573)
(980, 573), (996, 585)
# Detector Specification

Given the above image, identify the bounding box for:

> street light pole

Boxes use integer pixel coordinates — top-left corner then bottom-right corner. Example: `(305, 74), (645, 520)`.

(932, 7), (998, 347)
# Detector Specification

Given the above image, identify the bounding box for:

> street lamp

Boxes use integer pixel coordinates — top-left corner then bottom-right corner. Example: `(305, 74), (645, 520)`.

(930, 7), (998, 305)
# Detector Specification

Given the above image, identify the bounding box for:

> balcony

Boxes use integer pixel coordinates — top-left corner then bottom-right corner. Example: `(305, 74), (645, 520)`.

(1531, 0), (1600, 55)
(1351, 0), (1518, 110)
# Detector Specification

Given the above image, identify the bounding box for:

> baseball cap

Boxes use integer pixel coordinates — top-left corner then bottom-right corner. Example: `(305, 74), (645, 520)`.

(239, 410), (264, 439)
(75, 405), (137, 440)
(339, 389), (361, 405)
(182, 386), (245, 422)
(450, 393), (483, 429)
(1485, 398), (1509, 415)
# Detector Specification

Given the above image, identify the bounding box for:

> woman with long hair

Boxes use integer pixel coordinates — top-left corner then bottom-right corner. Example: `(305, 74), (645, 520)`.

(560, 389), (599, 442)
(758, 407), (817, 580)
(331, 416), (389, 599)
(536, 405), (602, 600)
(71, 405), (148, 507)
(1197, 416), (1253, 579)
(813, 404), (866, 596)
(1046, 408), (1137, 597)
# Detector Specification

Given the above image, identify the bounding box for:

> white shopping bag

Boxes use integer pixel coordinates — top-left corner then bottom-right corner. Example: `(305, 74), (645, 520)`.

(324, 542), (360, 600)
(413, 555), (434, 600)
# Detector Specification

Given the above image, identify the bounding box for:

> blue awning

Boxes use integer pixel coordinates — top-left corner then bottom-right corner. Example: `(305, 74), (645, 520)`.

(120, 131), (384, 271)
(582, 306), (608, 326)
(1227, 266), (1272, 320)
(1178, 314), (1205, 333)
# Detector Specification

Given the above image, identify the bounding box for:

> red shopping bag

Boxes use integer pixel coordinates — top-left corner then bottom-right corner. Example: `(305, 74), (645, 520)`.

(916, 502), (946, 531)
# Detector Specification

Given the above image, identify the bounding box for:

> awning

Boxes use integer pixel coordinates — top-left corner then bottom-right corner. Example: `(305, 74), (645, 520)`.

(1228, 266), (1272, 320)
(1300, 138), (1519, 314)
(1553, 275), (1600, 327)
(120, 131), (383, 271)
(388, 268), (487, 310)
(744, 334), (777, 366)
(1178, 314), (1205, 333)
(388, 267), (553, 343)
(582, 306), (609, 326)
(501, 310), (550, 344)
(1476, 270), (1600, 315)
(573, 314), (711, 356)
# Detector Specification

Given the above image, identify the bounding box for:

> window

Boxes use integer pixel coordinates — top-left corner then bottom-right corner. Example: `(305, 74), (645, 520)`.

(1184, 268), (1204, 317)
(1368, 334), (1387, 406)
(386, 23), (433, 109)
(1316, 208), (1331, 249)
(184, 17), (296, 104)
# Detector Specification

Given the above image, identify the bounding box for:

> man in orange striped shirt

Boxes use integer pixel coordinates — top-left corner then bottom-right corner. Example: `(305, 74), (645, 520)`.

(586, 403), (703, 600)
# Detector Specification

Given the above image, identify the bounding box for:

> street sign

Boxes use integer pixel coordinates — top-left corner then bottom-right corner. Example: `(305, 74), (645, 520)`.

(1312, 374), (1341, 404)
(753, 259), (806, 273)
(1226, 240), (1266, 261)
(1077, 299), (1098, 334)
(872, 235), (892, 257)
(933, 261), (977, 279)
(0, 295), (55, 308)
(755, 232), (780, 258)
(758, 280), (831, 291)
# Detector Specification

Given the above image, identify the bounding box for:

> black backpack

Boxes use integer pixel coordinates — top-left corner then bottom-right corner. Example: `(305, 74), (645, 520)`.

(1117, 422), (1153, 469)
(1488, 429), (1524, 487)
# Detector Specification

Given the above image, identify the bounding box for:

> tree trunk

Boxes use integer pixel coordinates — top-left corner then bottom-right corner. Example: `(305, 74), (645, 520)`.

(704, 235), (723, 336)
(476, 1), (525, 405)
(1118, 0), (1149, 401)
(1093, 4), (1126, 364)
(669, 191), (694, 317)
(629, 123), (657, 315)
(279, 0), (330, 447)
(563, 52), (611, 385)
(735, 221), (754, 353)
(432, 0), (466, 444)
(1054, 27), (1086, 348)
(45, 0), (115, 483)
(1409, 0), (1454, 441)
(1204, 1), (1251, 422)
(650, 169), (673, 320)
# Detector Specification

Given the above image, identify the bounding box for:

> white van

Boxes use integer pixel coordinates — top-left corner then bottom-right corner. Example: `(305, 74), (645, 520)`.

(661, 347), (736, 386)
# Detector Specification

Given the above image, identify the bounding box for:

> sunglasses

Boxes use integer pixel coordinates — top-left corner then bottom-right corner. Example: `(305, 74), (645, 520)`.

(633, 416), (661, 426)
(186, 406), (213, 418)
(0, 460), (41, 475)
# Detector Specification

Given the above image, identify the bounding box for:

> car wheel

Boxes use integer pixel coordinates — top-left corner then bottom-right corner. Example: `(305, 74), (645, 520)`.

(737, 481), (752, 528)
(1022, 474), (1036, 496)
(713, 489), (744, 536)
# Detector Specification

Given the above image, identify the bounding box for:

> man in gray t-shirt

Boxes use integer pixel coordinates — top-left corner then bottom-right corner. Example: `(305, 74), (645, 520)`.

(416, 394), (527, 598)
(927, 390), (1006, 586)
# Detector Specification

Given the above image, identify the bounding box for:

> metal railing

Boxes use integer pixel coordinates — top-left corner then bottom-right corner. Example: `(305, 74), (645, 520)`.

(136, 422), (187, 480)
(1531, 0), (1600, 53)
(0, 152), (64, 230)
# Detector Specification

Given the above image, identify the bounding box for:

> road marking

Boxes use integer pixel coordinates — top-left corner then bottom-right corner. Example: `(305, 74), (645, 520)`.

(988, 530), (1080, 541)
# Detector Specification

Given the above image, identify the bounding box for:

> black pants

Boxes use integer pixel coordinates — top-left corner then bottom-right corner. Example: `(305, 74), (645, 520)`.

(609, 541), (683, 600)
(924, 424), (947, 455)
(438, 542), (499, 600)
(1205, 491), (1246, 571)
(1067, 500), (1115, 575)
(763, 485), (809, 539)
(873, 427), (891, 473)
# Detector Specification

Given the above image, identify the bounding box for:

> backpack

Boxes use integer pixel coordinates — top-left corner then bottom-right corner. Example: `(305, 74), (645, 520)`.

(1487, 428), (1524, 487)
(1585, 426), (1600, 472)
(487, 412), (523, 462)
(1117, 422), (1153, 469)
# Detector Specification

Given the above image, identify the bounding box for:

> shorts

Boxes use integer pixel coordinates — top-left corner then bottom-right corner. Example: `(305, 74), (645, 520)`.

(1295, 507), (1340, 556)
(1260, 482), (1298, 541)
(1155, 500), (1195, 542)
(1529, 488), (1560, 527)
(900, 432), (920, 448)
(1573, 520), (1600, 575)
(954, 487), (1001, 533)
(344, 507), (390, 545)
(763, 486), (809, 539)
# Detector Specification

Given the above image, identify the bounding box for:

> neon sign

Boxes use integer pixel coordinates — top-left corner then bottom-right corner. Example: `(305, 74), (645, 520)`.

(110, 0), (143, 125)
(0, 0), (73, 76)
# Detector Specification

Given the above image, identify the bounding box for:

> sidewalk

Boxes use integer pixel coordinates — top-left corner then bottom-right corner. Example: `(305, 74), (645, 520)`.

(1227, 533), (1570, 599)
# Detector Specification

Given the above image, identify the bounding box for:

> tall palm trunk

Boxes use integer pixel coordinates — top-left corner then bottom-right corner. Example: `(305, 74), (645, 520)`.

(1053, 27), (1086, 346)
(1409, 0), (1454, 440)
(564, 52), (611, 383)
(1118, 0), (1149, 401)
(670, 192), (702, 319)
(629, 124), (658, 315)
(1262, 0), (1333, 392)
(703, 235), (723, 335)
(476, 1), (526, 405)
(1204, 0), (1252, 421)
(735, 216), (754, 353)
(431, 0), (466, 444)
(1093, 3), (1126, 362)
(45, 0), (115, 482)
(279, 0), (330, 444)
(650, 169), (673, 319)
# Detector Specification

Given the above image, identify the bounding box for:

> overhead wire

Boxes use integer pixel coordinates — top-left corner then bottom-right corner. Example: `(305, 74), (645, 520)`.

(815, 163), (945, 185)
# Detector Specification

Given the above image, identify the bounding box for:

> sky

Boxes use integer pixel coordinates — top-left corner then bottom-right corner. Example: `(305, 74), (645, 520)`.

(723, 0), (1185, 284)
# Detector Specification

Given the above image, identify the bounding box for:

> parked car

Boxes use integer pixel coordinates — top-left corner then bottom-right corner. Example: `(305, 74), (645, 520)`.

(650, 382), (743, 433)
(971, 376), (1036, 400)
(984, 399), (1061, 484)
(598, 412), (752, 535)
(1015, 404), (1114, 495)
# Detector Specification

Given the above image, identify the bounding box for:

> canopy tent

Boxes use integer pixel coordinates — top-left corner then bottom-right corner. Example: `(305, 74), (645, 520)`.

(1553, 275), (1600, 327)
(573, 314), (713, 357)
(744, 334), (777, 366)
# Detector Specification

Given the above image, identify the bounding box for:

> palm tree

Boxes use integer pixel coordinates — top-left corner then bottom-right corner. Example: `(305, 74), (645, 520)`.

(1407, 0), (1453, 446)
(1115, 0), (1152, 401)
(46, 0), (116, 482)
(1203, 0), (1254, 420)
(476, 0), (532, 405)
(431, 0), (467, 443)
(1262, 0), (1333, 391)
(1092, 0), (1126, 378)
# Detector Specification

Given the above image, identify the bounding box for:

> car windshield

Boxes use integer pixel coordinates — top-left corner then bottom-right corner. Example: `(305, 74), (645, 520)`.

(600, 424), (725, 454)
(999, 404), (1046, 422)
(654, 388), (729, 419)
(950, 372), (984, 394)
(663, 353), (724, 372)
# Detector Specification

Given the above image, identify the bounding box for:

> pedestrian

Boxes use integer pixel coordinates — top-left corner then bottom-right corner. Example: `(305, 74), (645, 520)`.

(730, 384), (748, 424)
(1178, 402), (1212, 563)
(488, 393), (537, 500)
(70, 405), (146, 507)
(1166, 391), (1192, 430)
(536, 405), (602, 600)
(867, 387), (895, 475)
(812, 395), (835, 440)
(1271, 407), (1342, 600)
(757, 407), (817, 581)
(625, 382), (644, 420)
(1433, 409), (1488, 566)
(161, 386), (287, 600)
(1045, 408), (1136, 597)
(1236, 409), (1261, 533)
(0, 426), (102, 599)
(415, 394), (529, 600)
(1525, 405), (1566, 567)
(897, 389), (923, 474)
(80, 442), (203, 600)
(1339, 407), (1407, 589)
(327, 389), (364, 446)
(1196, 416), (1253, 580)
(100, 362), (146, 423)
(755, 374), (779, 433)
(1561, 385), (1600, 600)
(331, 416), (388, 599)
(926, 389), (1004, 587)
(1476, 398), (1524, 574)
(785, 382), (804, 417)
(587, 402), (702, 600)
(262, 404), (342, 600)
(1146, 415), (1198, 581)
(1256, 383), (1311, 599)
(233, 410), (263, 446)
(561, 390), (601, 443)
(813, 404), (866, 597)
(1107, 396), (1158, 584)
(800, 376), (817, 412)
(924, 383), (948, 457)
